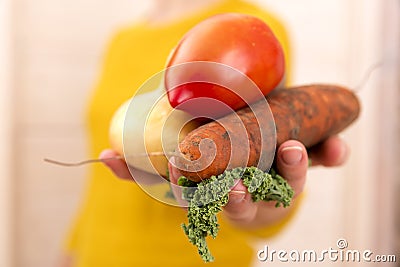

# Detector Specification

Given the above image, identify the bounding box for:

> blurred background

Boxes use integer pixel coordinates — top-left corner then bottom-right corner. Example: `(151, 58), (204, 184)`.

(0, 0), (399, 266)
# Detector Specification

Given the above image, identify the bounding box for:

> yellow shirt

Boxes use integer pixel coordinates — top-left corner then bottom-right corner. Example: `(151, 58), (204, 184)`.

(66, 1), (294, 266)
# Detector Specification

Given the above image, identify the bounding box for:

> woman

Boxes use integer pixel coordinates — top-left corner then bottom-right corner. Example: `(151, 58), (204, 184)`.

(61, 0), (349, 266)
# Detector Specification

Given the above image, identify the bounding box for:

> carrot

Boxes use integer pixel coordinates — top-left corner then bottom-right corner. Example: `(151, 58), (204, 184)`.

(175, 84), (360, 182)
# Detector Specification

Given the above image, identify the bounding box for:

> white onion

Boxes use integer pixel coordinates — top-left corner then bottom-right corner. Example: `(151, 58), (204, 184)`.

(109, 87), (199, 177)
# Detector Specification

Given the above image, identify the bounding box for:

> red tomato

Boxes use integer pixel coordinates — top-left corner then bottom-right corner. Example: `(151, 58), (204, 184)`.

(165, 13), (285, 118)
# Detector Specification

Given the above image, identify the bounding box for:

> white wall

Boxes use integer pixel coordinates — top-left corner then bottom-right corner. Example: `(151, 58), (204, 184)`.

(253, 1), (399, 266)
(6, 0), (399, 266)
(0, 0), (14, 265)
(11, 0), (148, 266)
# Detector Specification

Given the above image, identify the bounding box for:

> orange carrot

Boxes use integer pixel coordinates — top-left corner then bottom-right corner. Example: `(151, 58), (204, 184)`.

(175, 84), (360, 182)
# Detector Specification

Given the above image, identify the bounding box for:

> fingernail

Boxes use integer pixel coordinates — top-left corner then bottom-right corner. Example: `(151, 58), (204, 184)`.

(168, 157), (183, 182)
(169, 156), (176, 164)
(281, 146), (303, 165)
(229, 190), (246, 204)
(98, 149), (112, 159)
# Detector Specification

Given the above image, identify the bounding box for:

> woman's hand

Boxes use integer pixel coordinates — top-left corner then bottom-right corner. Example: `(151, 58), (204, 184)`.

(99, 149), (133, 179)
(215, 136), (348, 229)
(100, 135), (349, 228)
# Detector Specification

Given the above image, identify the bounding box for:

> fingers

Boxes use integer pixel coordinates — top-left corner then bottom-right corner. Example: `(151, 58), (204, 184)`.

(196, 138), (348, 227)
(168, 157), (189, 208)
(222, 141), (309, 227)
(99, 149), (133, 179)
(308, 135), (349, 167)
(276, 140), (309, 198)
(167, 157), (182, 185)
(223, 180), (257, 224)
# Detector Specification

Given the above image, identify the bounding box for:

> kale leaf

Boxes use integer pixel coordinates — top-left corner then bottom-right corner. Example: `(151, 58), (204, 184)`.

(179, 167), (294, 262)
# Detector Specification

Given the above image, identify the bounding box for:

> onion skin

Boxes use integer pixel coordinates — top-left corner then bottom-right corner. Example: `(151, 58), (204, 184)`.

(109, 89), (200, 177)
